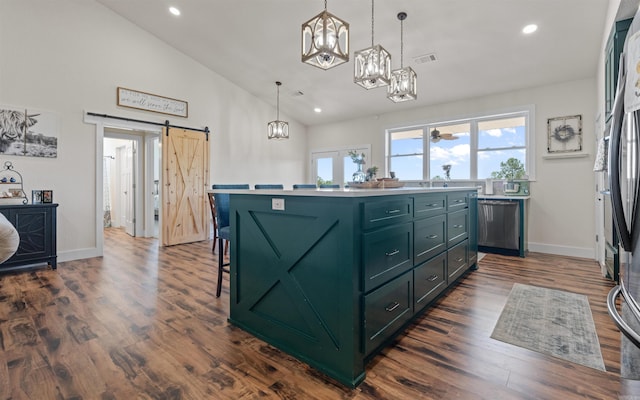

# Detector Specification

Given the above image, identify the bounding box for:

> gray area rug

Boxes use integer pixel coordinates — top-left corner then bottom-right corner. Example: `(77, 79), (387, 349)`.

(622, 303), (640, 379)
(491, 283), (605, 371)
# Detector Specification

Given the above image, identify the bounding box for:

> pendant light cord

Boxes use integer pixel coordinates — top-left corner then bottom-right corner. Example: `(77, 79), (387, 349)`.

(371, 0), (375, 47)
(276, 83), (280, 120)
(396, 12), (408, 69)
(400, 17), (404, 68)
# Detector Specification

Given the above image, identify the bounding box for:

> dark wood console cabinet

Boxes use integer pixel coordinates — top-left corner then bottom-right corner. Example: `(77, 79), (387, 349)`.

(0, 203), (58, 271)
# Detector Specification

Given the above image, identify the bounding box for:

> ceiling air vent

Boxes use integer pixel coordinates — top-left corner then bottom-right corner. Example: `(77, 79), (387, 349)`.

(413, 53), (438, 64)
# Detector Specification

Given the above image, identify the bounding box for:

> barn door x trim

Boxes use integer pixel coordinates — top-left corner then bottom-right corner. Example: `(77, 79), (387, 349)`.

(162, 125), (210, 246)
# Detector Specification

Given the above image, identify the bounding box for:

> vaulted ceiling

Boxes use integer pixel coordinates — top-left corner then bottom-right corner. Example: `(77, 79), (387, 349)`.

(95, 0), (612, 126)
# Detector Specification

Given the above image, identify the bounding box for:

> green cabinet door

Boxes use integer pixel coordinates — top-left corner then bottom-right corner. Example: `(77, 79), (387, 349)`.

(447, 208), (468, 246)
(414, 214), (446, 265)
(605, 18), (632, 122)
(363, 270), (413, 355)
(414, 253), (447, 312)
(362, 222), (413, 292)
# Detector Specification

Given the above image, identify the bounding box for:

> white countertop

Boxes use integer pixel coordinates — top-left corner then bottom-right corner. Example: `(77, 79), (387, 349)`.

(210, 187), (478, 198)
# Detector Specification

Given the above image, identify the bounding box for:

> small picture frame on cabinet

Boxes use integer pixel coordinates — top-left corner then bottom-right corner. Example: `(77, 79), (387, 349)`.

(32, 190), (43, 204)
(42, 190), (53, 203)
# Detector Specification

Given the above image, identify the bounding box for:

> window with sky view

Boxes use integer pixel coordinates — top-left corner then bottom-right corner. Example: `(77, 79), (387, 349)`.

(387, 113), (528, 180)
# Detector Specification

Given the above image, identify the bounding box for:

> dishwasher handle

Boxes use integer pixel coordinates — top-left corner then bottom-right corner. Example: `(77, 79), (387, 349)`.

(479, 200), (519, 206)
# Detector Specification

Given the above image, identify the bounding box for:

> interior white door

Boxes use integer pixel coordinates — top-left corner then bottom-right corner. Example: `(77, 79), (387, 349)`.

(341, 148), (370, 185)
(118, 142), (135, 237)
(311, 151), (339, 185)
(311, 147), (371, 187)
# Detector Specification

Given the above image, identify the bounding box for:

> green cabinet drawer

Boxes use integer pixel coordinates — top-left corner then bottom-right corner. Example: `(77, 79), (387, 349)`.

(447, 192), (468, 211)
(363, 270), (413, 355)
(414, 253), (447, 312)
(362, 222), (413, 292)
(447, 208), (468, 246)
(414, 214), (446, 266)
(448, 239), (468, 284)
(413, 194), (446, 219)
(362, 198), (413, 230)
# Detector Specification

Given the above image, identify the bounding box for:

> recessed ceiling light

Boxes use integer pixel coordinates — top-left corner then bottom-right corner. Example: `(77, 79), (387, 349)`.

(522, 24), (537, 34)
(169, 7), (181, 16)
(314, 107), (322, 113)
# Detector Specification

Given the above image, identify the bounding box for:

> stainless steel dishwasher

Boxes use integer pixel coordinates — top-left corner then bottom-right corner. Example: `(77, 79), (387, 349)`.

(478, 200), (520, 253)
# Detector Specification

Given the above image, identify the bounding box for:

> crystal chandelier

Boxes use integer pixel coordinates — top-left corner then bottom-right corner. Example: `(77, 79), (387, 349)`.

(301, 0), (349, 70)
(354, 0), (391, 89)
(267, 82), (289, 140)
(388, 12), (417, 102)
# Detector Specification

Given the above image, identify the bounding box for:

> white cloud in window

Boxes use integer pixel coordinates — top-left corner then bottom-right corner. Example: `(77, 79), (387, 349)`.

(431, 144), (469, 165)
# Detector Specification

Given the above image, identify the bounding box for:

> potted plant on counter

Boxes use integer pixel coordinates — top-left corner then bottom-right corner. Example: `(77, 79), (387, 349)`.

(366, 166), (378, 181)
(491, 158), (525, 193)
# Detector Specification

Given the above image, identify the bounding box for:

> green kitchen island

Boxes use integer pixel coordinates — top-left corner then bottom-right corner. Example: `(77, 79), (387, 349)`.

(223, 187), (478, 387)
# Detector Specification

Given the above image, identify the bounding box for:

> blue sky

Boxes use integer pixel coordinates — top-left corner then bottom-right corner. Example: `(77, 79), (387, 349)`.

(390, 125), (526, 180)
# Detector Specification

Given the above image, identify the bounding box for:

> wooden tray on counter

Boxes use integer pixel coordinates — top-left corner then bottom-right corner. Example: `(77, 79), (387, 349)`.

(348, 180), (405, 189)
(348, 181), (380, 189)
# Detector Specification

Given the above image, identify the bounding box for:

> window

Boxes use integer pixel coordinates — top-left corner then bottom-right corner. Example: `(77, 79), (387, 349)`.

(311, 146), (371, 186)
(477, 117), (526, 179)
(429, 122), (470, 180)
(387, 109), (532, 180)
(388, 129), (423, 180)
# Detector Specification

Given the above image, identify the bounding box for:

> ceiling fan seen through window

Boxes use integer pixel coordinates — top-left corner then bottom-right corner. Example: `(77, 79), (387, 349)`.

(430, 128), (459, 143)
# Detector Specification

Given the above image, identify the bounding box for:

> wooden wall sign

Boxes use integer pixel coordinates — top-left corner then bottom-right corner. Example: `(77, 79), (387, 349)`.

(117, 87), (188, 118)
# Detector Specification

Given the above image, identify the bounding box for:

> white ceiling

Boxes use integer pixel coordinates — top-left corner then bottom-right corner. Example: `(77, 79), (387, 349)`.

(95, 0), (611, 127)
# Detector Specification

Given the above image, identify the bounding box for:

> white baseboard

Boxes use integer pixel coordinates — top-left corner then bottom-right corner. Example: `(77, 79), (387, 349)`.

(527, 242), (595, 259)
(58, 247), (101, 263)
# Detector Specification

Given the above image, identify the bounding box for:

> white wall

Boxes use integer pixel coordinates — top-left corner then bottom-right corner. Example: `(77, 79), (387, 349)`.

(308, 78), (597, 258)
(0, 0), (307, 261)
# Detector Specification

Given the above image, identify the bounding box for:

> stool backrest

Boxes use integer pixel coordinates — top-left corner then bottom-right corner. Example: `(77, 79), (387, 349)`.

(293, 184), (317, 189)
(211, 184), (250, 228)
(254, 184), (284, 189)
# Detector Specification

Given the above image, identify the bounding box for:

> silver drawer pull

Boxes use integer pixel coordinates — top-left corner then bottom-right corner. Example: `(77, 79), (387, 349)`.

(385, 249), (400, 257)
(455, 199), (464, 203)
(428, 203), (440, 207)
(385, 302), (400, 312)
(427, 234), (438, 239)
(386, 209), (401, 214)
(456, 257), (464, 262)
(427, 274), (439, 282)
(453, 224), (463, 228)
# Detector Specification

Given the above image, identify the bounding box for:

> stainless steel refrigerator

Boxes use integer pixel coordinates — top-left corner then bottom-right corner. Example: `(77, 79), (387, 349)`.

(607, 10), (640, 379)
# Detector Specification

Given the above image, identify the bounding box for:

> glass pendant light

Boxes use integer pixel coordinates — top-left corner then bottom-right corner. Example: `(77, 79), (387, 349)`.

(354, 0), (391, 89)
(301, 0), (349, 70)
(267, 82), (289, 140)
(388, 12), (417, 103)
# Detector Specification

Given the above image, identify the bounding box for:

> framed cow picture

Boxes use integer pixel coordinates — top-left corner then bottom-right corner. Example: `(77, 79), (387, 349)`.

(0, 105), (58, 158)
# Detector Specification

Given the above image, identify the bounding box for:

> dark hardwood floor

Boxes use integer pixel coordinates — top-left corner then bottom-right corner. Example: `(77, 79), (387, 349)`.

(1, 228), (639, 399)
